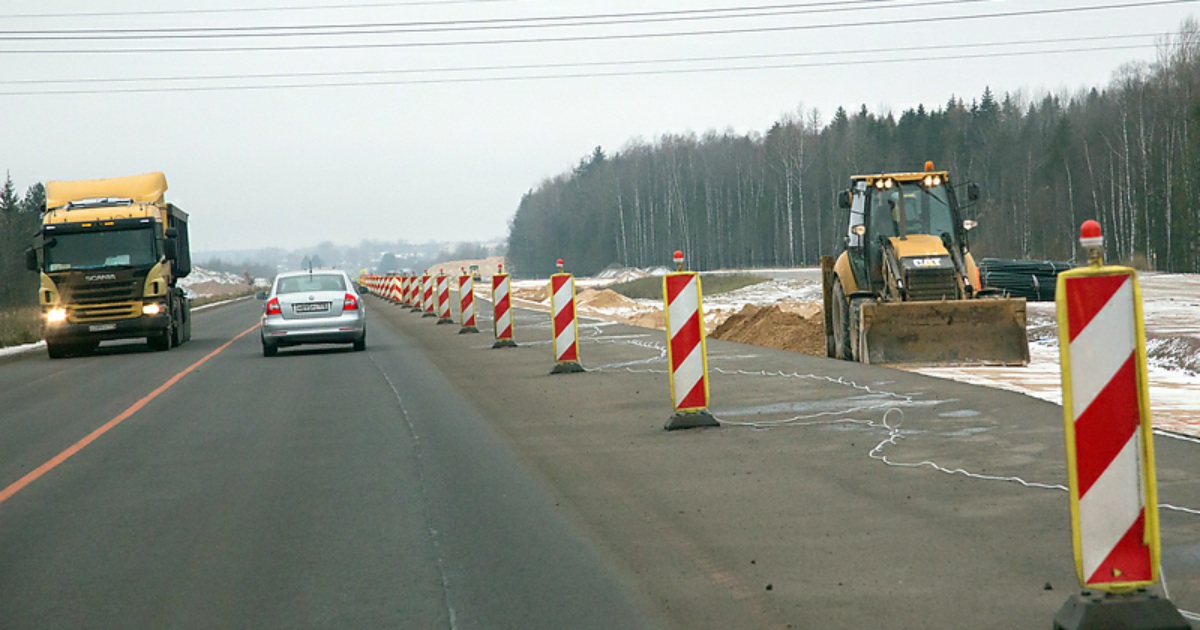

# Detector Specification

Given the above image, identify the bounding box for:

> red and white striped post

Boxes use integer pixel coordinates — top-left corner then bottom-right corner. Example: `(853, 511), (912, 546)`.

(458, 273), (479, 334)
(408, 274), (422, 312)
(389, 275), (402, 304)
(1052, 220), (1184, 626)
(663, 251), (718, 430)
(422, 272), (436, 317)
(399, 275), (410, 307)
(492, 264), (517, 349)
(436, 269), (454, 324)
(550, 259), (584, 374)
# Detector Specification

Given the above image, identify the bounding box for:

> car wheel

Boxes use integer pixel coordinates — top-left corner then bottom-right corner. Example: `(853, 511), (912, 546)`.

(353, 331), (366, 352)
(262, 338), (278, 357)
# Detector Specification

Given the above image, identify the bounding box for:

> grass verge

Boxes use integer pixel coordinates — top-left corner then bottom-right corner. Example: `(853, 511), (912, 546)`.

(0, 307), (42, 348)
(608, 273), (767, 300)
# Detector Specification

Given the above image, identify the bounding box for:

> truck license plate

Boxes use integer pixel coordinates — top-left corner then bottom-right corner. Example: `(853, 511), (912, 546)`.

(89, 323), (117, 332)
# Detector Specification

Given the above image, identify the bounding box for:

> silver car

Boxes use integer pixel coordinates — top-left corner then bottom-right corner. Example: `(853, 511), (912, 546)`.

(260, 269), (366, 357)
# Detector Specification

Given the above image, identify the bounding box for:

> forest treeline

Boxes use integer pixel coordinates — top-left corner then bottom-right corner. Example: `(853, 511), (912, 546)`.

(506, 20), (1200, 277)
(0, 175), (45, 309)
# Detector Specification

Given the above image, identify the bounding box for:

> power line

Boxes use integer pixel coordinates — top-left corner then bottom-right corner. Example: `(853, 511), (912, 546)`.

(0, 42), (1163, 96)
(0, 32), (1167, 86)
(0, 0), (965, 38)
(0, 0), (528, 20)
(2, 0), (1192, 53)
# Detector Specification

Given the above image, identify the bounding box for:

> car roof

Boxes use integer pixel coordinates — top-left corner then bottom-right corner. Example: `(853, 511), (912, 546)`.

(274, 269), (349, 279)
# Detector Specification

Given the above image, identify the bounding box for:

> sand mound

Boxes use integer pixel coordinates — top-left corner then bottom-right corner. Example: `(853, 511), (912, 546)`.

(425, 256), (506, 278)
(710, 303), (826, 356)
(577, 288), (639, 310)
(513, 284), (550, 303)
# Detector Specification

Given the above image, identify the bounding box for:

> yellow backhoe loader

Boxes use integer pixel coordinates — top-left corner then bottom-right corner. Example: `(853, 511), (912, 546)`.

(821, 163), (1029, 366)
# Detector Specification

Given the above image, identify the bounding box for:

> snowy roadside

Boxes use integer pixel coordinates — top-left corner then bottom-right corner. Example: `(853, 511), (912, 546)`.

(509, 269), (1200, 436)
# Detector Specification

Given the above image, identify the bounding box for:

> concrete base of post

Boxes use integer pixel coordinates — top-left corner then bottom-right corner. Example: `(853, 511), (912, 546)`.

(437, 317), (454, 325)
(458, 326), (479, 334)
(1053, 589), (1188, 629)
(549, 361), (585, 375)
(492, 339), (518, 349)
(422, 312), (436, 318)
(664, 410), (719, 431)
(410, 305), (423, 312)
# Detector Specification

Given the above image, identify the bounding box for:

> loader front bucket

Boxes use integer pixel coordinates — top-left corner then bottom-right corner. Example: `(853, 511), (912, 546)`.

(857, 298), (1029, 366)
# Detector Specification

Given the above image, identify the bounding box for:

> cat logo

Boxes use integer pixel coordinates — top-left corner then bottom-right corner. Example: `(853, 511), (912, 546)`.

(911, 258), (942, 268)
(85, 273), (117, 281)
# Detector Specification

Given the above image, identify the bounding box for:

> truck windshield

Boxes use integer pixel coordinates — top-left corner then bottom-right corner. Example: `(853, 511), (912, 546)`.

(871, 183), (955, 238)
(44, 227), (159, 271)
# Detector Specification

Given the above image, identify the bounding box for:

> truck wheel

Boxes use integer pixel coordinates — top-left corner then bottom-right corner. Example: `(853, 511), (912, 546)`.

(849, 297), (871, 363)
(830, 280), (852, 361)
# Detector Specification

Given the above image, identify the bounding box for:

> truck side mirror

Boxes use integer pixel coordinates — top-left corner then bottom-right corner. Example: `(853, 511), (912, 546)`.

(165, 227), (178, 239)
(164, 239), (178, 261)
(967, 183), (980, 202)
(24, 247), (38, 271)
(837, 190), (852, 209)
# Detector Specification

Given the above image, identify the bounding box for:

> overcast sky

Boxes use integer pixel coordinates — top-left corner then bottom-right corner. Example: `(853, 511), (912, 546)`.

(2, 0), (1196, 254)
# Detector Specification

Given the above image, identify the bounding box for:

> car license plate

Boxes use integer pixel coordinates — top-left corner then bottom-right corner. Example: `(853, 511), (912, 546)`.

(89, 323), (117, 332)
(294, 302), (329, 313)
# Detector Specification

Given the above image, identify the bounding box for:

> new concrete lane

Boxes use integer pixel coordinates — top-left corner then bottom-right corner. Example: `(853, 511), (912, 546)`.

(0, 299), (651, 629)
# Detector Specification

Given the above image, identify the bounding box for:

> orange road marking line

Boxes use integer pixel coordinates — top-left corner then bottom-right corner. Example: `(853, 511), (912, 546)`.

(0, 323), (261, 507)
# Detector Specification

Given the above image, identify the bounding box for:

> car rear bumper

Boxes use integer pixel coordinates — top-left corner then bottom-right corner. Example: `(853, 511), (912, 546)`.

(261, 313), (365, 346)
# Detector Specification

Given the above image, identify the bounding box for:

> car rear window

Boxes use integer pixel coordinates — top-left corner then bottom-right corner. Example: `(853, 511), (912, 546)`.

(276, 274), (346, 294)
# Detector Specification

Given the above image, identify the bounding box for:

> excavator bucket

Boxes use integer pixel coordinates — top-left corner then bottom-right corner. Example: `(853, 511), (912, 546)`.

(857, 298), (1029, 366)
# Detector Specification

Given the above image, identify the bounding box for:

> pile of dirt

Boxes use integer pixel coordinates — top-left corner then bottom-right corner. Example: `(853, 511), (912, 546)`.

(184, 281), (257, 298)
(425, 256), (506, 278)
(710, 303), (826, 357)
(512, 284), (551, 303)
(577, 288), (639, 310)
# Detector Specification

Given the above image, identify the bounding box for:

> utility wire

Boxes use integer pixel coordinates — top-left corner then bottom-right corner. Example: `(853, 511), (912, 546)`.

(0, 32), (1166, 86)
(0, 0), (528, 20)
(0, 42), (1160, 96)
(0, 0), (974, 38)
(2, 0), (1191, 54)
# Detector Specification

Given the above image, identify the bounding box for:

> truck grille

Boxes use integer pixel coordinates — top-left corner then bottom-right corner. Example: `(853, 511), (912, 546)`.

(70, 279), (141, 304)
(72, 302), (140, 322)
(904, 268), (959, 301)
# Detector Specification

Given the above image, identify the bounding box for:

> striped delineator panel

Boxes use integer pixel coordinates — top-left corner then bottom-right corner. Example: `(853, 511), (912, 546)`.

(664, 272), (709, 412)
(1057, 268), (1159, 590)
(551, 273), (579, 362)
(459, 275), (476, 327)
(389, 277), (402, 303)
(400, 276), (410, 306)
(492, 274), (513, 340)
(422, 275), (434, 314)
(436, 275), (452, 319)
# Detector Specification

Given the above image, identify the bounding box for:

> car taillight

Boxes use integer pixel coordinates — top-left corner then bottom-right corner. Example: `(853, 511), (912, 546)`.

(343, 293), (359, 311)
(266, 297), (281, 315)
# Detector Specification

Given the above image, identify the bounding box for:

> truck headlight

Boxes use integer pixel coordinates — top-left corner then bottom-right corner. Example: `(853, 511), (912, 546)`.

(142, 302), (164, 316)
(45, 308), (68, 324)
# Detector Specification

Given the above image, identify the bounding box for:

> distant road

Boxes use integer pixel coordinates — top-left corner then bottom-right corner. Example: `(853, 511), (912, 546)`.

(2, 295), (1200, 628)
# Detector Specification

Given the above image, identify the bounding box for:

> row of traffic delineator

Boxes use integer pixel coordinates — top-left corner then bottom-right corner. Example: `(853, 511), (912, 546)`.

(366, 226), (1188, 625)
(360, 253), (715, 431)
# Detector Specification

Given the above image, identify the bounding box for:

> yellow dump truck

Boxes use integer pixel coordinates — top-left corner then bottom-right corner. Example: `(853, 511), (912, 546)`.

(821, 164), (1028, 366)
(25, 172), (193, 358)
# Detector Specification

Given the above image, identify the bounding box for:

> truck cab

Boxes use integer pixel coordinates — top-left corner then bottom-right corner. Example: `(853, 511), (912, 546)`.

(27, 172), (192, 358)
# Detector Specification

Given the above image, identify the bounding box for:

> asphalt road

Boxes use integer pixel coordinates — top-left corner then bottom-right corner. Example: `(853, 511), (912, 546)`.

(0, 298), (651, 629)
(2, 292), (1199, 629)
